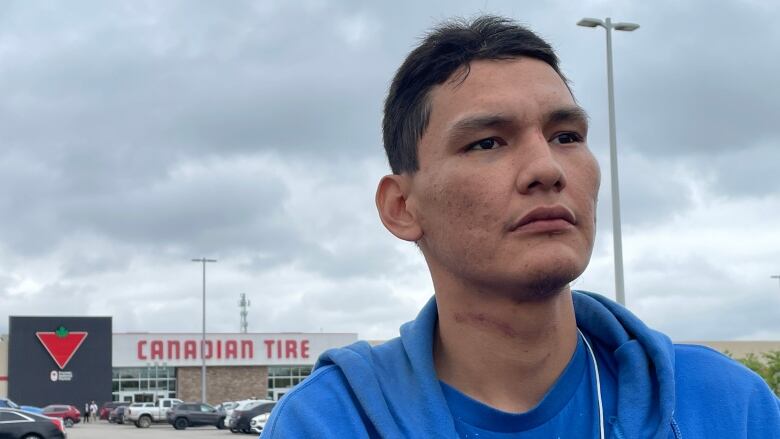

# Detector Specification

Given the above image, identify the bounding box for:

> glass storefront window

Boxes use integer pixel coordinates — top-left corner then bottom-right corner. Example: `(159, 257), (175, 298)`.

(120, 380), (139, 391)
(120, 368), (139, 380)
(267, 365), (313, 400)
(112, 367), (176, 402)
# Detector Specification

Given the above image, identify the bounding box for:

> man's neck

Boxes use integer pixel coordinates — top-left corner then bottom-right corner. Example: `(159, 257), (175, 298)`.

(433, 285), (578, 413)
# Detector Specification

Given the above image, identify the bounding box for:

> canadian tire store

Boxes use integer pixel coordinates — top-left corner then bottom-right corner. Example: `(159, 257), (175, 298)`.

(113, 332), (357, 404)
(1, 316), (356, 407)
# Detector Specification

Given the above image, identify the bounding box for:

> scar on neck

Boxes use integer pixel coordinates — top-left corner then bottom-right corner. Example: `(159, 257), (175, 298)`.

(453, 312), (520, 338)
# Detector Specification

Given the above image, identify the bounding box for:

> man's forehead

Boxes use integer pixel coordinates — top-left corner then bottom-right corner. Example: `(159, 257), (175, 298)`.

(427, 58), (575, 120)
(438, 58), (568, 93)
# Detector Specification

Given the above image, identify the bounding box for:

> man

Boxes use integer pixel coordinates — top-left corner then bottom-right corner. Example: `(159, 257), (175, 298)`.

(263, 16), (780, 438)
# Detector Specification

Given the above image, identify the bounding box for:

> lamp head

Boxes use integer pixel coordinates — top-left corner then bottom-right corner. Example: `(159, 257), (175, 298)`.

(577, 18), (604, 28)
(614, 22), (640, 31)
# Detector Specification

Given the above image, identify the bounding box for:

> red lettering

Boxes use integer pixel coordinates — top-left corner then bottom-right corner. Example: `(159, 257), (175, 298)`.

(264, 340), (274, 358)
(216, 340), (222, 359)
(184, 340), (197, 359)
(241, 340), (253, 359)
(285, 340), (297, 359)
(301, 340), (310, 359)
(204, 340), (213, 359)
(276, 340), (282, 358)
(167, 340), (180, 360)
(150, 341), (164, 360)
(137, 341), (147, 360)
(226, 340), (237, 359)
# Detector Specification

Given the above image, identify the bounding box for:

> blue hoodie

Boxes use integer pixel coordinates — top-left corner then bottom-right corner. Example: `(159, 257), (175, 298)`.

(262, 291), (780, 438)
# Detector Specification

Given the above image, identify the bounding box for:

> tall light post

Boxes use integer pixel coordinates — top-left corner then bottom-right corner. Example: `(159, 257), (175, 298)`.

(577, 17), (639, 306)
(772, 275), (780, 288)
(192, 257), (217, 403)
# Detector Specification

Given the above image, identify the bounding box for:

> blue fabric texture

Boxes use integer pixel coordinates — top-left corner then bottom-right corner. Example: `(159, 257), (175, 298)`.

(440, 333), (620, 438)
(261, 291), (780, 438)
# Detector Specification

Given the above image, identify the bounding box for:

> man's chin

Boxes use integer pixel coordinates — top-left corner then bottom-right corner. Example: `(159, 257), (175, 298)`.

(496, 259), (586, 302)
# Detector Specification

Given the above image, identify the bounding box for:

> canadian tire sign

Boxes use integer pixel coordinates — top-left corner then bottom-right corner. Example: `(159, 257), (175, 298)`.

(36, 326), (88, 369)
(8, 316), (111, 409)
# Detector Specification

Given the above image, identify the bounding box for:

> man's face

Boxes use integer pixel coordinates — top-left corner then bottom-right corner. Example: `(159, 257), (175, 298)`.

(406, 58), (600, 298)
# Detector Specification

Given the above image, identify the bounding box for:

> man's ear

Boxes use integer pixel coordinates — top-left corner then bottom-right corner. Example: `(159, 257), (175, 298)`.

(375, 174), (423, 242)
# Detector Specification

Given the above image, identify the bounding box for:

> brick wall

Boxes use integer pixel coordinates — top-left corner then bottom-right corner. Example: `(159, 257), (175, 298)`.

(176, 366), (267, 404)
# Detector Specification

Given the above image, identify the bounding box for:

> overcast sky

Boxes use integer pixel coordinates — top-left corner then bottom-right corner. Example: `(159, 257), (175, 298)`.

(1, 0), (779, 342)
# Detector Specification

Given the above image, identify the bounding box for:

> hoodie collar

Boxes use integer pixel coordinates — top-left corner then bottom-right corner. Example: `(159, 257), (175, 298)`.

(318, 290), (677, 439)
(401, 291), (676, 439)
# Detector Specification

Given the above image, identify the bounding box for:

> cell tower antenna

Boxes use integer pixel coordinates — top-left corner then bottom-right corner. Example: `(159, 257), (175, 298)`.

(239, 293), (251, 333)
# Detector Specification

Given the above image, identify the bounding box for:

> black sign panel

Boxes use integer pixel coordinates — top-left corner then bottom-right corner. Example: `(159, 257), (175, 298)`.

(8, 316), (112, 410)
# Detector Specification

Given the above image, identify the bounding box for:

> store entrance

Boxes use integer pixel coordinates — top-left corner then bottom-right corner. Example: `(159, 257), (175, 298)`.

(112, 366), (177, 402)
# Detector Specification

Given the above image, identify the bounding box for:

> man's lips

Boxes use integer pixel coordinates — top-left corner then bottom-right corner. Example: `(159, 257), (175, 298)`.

(508, 205), (577, 232)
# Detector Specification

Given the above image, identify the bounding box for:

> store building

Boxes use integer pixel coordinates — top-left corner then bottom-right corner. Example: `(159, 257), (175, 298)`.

(1, 316), (356, 406)
(0, 335), (8, 398)
(112, 332), (356, 403)
(7, 316), (112, 410)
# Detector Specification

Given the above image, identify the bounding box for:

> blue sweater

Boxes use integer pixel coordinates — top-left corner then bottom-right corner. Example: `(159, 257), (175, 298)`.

(262, 291), (780, 438)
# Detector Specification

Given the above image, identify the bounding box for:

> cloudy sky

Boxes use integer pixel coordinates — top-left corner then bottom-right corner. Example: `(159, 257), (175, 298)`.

(1, 0), (778, 342)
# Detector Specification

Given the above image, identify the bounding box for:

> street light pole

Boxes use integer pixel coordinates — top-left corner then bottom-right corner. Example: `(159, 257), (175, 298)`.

(772, 275), (780, 288)
(577, 17), (639, 306)
(192, 257), (217, 403)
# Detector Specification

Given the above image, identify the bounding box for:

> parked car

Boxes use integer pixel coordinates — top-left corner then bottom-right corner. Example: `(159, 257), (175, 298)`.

(109, 405), (128, 424)
(0, 398), (42, 415)
(19, 406), (44, 415)
(0, 399), (16, 409)
(215, 401), (239, 417)
(231, 401), (275, 434)
(166, 402), (226, 430)
(0, 407), (66, 439)
(224, 399), (267, 432)
(126, 398), (182, 428)
(249, 409), (274, 434)
(42, 404), (81, 427)
(99, 401), (129, 420)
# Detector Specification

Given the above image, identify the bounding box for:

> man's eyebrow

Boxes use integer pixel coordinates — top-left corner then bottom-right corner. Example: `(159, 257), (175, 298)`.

(545, 106), (590, 126)
(445, 107), (589, 142)
(446, 113), (515, 140)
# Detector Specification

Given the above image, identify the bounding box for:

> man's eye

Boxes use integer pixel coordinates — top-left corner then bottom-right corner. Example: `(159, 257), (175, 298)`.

(551, 132), (584, 145)
(467, 138), (502, 151)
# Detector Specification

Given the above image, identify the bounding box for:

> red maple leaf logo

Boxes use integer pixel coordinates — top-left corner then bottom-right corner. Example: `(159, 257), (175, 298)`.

(36, 326), (88, 370)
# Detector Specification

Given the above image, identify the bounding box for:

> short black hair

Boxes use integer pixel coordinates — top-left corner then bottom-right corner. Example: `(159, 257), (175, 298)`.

(382, 15), (566, 174)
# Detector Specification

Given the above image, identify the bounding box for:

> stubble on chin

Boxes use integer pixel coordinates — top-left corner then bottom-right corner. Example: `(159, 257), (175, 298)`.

(489, 257), (582, 304)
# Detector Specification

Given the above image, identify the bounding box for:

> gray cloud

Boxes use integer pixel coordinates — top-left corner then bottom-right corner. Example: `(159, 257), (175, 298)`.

(1, 0), (778, 342)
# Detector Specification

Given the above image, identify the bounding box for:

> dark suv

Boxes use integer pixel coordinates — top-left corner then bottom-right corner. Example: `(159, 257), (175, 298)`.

(231, 401), (276, 434)
(166, 402), (226, 430)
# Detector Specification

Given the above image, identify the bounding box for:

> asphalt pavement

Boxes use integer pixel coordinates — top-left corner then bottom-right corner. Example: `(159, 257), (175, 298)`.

(65, 421), (257, 439)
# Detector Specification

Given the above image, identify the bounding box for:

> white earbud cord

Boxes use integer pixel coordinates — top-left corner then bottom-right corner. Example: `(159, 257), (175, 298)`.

(578, 328), (605, 439)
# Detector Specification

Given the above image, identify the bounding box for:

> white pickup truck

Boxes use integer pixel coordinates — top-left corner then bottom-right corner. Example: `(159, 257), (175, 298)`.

(126, 398), (183, 428)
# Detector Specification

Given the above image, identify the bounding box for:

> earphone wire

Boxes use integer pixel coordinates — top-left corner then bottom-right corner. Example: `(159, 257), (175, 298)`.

(578, 328), (605, 439)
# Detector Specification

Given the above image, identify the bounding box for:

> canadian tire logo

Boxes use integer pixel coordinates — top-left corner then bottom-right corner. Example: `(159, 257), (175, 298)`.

(36, 326), (88, 370)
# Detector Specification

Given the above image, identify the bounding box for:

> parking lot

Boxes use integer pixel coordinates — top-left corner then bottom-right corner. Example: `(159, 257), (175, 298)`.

(66, 422), (259, 439)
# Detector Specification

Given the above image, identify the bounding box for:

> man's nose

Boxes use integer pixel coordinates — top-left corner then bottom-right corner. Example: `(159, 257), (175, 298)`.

(515, 133), (567, 194)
